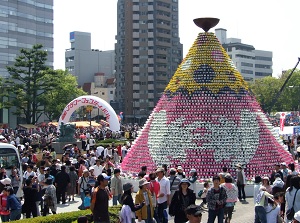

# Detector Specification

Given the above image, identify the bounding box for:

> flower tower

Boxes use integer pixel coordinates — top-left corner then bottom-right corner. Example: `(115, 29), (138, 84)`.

(121, 18), (294, 179)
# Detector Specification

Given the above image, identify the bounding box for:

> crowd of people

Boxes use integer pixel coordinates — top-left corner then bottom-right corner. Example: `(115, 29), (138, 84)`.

(2, 129), (300, 223)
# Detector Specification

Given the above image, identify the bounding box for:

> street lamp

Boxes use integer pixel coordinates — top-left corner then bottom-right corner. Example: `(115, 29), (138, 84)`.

(93, 92), (100, 123)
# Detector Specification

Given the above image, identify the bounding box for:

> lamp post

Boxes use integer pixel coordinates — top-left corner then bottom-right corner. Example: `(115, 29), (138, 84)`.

(93, 92), (99, 123)
(86, 105), (93, 129)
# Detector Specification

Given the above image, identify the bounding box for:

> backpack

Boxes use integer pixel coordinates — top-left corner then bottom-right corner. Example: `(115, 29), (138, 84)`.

(90, 186), (99, 212)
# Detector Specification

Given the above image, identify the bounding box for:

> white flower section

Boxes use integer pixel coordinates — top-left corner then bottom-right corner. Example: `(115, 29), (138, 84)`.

(181, 58), (192, 70)
(148, 109), (260, 167)
(148, 110), (169, 165)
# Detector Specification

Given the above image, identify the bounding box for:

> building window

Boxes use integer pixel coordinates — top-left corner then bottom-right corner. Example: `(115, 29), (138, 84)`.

(255, 64), (271, 69)
(241, 62), (253, 67)
(255, 72), (271, 77)
(102, 92), (105, 95)
(110, 91), (113, 94)
(255, 56), (272, 61)
(241, 69), (253, 74)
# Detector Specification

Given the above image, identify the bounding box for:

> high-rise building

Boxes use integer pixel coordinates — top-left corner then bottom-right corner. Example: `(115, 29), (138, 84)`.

(65, 31), (115, 87)
(0, 0), (54, 127)
(115, 0), (183, 123)
(215, 28), (272, 82)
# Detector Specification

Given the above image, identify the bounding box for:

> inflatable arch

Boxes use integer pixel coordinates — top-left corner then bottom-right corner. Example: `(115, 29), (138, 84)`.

(58, 95), (120, 131)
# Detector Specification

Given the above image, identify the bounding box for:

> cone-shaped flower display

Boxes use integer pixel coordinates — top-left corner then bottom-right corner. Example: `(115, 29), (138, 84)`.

(121, 19), (294, 179)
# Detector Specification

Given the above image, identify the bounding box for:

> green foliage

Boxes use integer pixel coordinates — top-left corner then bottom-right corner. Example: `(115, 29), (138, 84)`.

(10, 206), (121, 223)
(5, 44), (59, 124)
(249, 69), (300, 112)
(40, 69), (87, 121)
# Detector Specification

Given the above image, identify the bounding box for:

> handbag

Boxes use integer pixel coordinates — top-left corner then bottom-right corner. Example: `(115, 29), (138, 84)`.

(44, 194), (54, 207)
(287, 189), (299, 220)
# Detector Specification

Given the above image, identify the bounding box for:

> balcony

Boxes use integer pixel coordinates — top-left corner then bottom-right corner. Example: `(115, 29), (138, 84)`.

(148, 32), (154, 38)
(148, 23), (154, 29)
(148, 76), (154, 81)
(133, 41), (140, 47)
(133, 58), (139, 64)
(133, 76), (140, 82)
(133, 5), (139, 11)
(133, 14), (139, 20)
(133, 84), (140, 90)
(148, 84), (154, 90)
(148, 93), (154, 98)
(133, 49), (139, 55)
(133, 32), (139, 38)
(148, 58), (154, 64)
(133, 23), (139, 29)
(148, 67), (154, 72)
(133, 93), (140, 99)
(133, 67), (140, 72)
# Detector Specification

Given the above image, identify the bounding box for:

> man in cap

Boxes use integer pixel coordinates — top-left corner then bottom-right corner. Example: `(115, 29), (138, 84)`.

(156, 167), (170, 223)
(235, 163), (246, 201)
(176, 166), (185, 180)
(185, 204), (204, 223)
(91, 174), (111, 223)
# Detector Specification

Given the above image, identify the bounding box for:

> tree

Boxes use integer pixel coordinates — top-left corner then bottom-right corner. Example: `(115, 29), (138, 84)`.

(278, 69), (300, 111)
(5, 44), (60, 124)
(249, 69), (300, 113)
(249, 76), (282, 113)
(41, 69), (87, 121)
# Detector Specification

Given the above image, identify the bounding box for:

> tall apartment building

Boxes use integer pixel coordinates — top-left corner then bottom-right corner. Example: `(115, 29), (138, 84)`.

(215, 28), (272, 82)
(115, 0), (183, 123)
(65, 31), (115, 87)
(0, 0), (54, 127)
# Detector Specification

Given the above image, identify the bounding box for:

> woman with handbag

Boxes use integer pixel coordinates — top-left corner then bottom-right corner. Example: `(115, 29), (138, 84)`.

(135, 179), (154, 223)
(169, 178), (196, 223)
(285, 176), (300, 222)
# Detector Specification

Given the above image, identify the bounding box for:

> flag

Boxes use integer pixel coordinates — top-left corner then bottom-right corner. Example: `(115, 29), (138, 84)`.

(280, 112), (286, 131)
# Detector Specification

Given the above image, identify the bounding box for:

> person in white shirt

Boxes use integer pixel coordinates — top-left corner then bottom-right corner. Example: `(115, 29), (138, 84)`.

(266, 192), (284, 223)
(92, 159), (104, 177)
(89, 136), (95, 150)
(96, 145), (104, 158)
(156, 167), (171, 223)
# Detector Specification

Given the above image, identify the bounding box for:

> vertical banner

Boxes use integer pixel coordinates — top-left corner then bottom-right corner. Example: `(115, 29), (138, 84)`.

(280, 112), (286, 131)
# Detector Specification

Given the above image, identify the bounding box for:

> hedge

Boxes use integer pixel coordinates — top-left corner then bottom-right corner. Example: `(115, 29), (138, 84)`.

(11, 206), (121, 223)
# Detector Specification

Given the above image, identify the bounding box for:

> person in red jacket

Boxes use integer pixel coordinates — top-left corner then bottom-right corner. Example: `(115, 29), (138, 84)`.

(149, 172), (160, 223)
(0, 189), (10, 222)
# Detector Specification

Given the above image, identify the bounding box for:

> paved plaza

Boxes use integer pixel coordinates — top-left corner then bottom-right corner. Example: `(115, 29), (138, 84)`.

(51, 195), (255, 223)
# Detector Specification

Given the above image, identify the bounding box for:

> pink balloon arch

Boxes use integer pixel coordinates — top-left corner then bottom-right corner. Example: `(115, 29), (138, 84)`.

(58, 95), (120, 132)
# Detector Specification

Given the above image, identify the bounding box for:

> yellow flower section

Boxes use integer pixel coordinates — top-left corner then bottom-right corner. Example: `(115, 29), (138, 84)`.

(165, 32), (249, 94)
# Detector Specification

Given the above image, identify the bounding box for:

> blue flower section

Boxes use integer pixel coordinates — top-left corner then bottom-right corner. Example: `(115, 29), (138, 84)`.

(193, 64), (216, 83)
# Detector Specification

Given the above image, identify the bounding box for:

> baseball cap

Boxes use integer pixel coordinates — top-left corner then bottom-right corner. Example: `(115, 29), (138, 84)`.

(294, 210), (300, 221)
(185, 204), (204, 217)
(0, 178), (11, 185)
(97, 173), (111, 182)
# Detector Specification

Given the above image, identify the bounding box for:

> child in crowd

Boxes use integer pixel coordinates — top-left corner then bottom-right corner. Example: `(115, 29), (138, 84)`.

(200, 182), (210, 208)
(0, 188), (10, 222)
(84, 191), (91, 210)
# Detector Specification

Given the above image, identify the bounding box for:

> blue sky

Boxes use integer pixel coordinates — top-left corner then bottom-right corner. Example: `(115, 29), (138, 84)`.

(54, 0), (300, 77)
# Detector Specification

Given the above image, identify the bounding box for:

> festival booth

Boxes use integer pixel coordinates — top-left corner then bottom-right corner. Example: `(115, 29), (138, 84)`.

(18, 124), (37, 134)
(120, 18), (294, 193)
